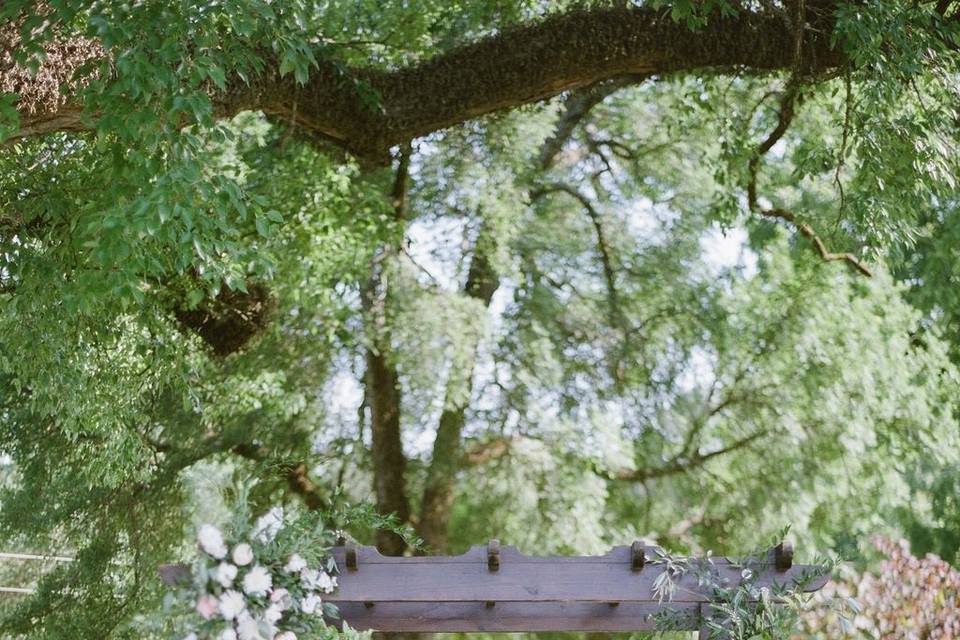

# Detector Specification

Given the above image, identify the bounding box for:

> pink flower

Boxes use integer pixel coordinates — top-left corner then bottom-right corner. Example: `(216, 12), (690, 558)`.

(196, 594), (219, 620)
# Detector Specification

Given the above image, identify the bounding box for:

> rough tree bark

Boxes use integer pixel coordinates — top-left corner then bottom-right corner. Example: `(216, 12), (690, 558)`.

(7, 4), (846, 158)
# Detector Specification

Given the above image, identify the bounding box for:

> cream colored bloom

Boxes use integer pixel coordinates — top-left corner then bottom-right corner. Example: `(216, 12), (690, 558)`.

(270, 588), (290, 609)
(237, 612), (274, 640)
(232, 543), (254, 567)
(300, 593), (322, 615)
(284, 554), (306, 573)
(299, 568), (320, 590)
(264, 603), (283, 624)
(236, 616), (261, 640)
(242, 565), (272, 596)
(198, 524), (227, 559)
(219, 589), (246, 620)
(316, 571), (336, 593)
(215, 562), (238, 588)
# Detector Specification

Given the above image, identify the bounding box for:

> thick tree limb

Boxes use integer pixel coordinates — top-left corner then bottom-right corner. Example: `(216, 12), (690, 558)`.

(8, 5), (844, 158)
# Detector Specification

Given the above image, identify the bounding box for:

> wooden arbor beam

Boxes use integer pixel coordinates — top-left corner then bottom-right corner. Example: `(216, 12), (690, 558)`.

(324, 541), (828, 633)
(160, 540), (827, 633)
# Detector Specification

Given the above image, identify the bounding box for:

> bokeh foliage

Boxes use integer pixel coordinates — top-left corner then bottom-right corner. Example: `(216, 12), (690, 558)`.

(1, 1), (960, 638)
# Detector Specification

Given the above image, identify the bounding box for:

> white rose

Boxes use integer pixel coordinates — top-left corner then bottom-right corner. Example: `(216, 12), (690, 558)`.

(300, 593), (322, 615)
(219, 589), (246, 620)
(284, 554), (307, 573)
(232, 543), (254, 567)
(220, 631), (238, 640)
(237, 612), (273, 640)
(263, 603), (283, 624)
(317, 571), (336, 593)
(242, 565), (273, 596)
(275, 632), (297, 640)
(198, 524), (227, 559)
(270, 588), (290, 609)
(215, 562), (238, 588)
(299, 568), (320, 590)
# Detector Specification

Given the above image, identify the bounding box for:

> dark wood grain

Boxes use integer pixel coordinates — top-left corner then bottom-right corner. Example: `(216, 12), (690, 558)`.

(328, 601), (694, 632)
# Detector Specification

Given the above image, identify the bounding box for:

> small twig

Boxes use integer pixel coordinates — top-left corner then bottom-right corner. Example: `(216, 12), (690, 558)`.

(833, 69), (852, 226)
(759, 208), (873, 277)
(399, 246), (444, 288)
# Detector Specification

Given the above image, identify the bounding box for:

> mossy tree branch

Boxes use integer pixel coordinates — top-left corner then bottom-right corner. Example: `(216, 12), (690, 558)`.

(7, 4), (846, 159)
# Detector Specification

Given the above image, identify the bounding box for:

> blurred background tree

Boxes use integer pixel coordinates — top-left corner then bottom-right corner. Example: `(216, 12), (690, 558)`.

(2, 1), (960, 637)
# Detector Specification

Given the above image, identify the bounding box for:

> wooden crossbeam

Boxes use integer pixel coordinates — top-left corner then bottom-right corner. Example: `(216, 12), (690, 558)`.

(161, 541), (829, 634)
(323, 542), (828, 632)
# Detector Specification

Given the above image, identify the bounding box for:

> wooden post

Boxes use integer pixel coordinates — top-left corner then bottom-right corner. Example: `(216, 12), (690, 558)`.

(698, 603), (709, 640)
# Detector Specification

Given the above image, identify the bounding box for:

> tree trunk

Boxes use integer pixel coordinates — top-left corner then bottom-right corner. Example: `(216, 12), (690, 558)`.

(418, 245), (499, 553)
(415, 82), (621, 552)
(364, 148), (412, 556)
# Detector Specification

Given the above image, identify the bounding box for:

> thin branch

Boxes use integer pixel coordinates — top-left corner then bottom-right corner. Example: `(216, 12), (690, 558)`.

(833, 68), (852, 226)
(232, 444), (330, 511)
(537, 78), (641, 169)
(610, 430), (769, 483)
(746, 49), (873, 275)
(761, 208), (873, 277)
(530, 182), (625, 328)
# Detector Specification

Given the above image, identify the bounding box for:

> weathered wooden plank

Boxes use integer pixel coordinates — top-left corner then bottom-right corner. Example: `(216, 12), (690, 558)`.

(161, 543), (828, 633)
(328, 545), (828, 604)
(327, 602), (699, 632)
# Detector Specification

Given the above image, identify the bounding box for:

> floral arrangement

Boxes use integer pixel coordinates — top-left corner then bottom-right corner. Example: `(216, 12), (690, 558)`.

(160, 509), (367, 640)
